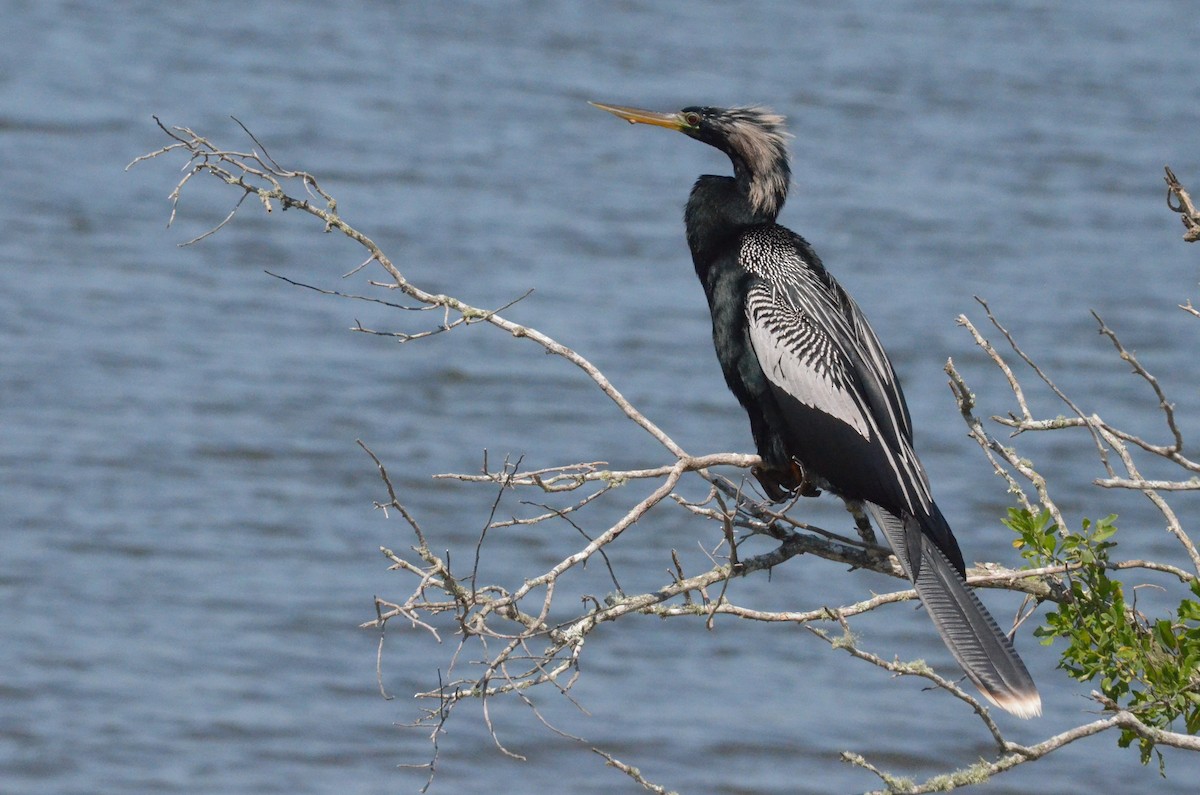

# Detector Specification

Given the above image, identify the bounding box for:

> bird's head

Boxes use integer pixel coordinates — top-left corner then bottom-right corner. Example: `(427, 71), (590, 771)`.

(591, 101), (792, 219)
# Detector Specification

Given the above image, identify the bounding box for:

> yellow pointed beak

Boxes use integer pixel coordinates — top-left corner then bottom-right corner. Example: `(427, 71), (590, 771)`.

(589, 101), (690, 131)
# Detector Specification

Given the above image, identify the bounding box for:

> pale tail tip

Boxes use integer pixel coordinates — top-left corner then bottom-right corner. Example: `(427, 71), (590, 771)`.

(983, 689), (1043, 719)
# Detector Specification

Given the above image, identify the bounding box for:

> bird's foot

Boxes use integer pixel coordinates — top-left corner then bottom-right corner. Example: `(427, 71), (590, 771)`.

(846, 502), (879, 547)
(752, 461), (821, 503)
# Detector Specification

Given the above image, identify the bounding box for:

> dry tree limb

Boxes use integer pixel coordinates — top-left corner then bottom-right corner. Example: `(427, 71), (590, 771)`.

(950, 297), (1200, 579)
(593, 749), (679, 795)
(849, 701), (1200, 795)
(1165, 166), (1200, 242)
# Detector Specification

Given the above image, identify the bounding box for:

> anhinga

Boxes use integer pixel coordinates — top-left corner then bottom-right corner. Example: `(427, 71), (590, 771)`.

(592, 101), (1040, 718)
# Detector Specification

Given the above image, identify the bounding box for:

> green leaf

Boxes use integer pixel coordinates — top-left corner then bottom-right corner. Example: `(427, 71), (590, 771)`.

(1092, 516), (1118, 543)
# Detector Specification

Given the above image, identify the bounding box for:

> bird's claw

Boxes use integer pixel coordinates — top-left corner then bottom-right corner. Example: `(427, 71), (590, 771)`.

(752, 461), (821, 503)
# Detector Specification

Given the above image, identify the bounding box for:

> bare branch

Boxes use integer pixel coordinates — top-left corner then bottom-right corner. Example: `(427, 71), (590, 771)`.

(1165, 166), (1200, 242)
(593, 749), (678, 794)
(1092, 310), (1186, 456)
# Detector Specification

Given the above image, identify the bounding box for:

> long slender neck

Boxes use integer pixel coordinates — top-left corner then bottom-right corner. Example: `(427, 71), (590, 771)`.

(684, 130), (790, 257)
(684, 175), (773, 270)
(726, 145), (789, 221)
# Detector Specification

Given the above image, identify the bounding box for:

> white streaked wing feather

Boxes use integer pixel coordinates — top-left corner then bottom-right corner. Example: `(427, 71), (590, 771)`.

(848, 300), (913, 440)
(746, 286), (873, 440)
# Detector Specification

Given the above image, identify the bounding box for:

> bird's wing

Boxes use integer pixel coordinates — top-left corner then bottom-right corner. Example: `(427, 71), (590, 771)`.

(745, 275), (932, 520)
(844, 292), (914, 443)
(745, 282), (874, 440)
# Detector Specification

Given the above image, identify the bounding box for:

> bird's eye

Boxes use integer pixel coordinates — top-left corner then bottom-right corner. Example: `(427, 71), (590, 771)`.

(683, 111), (701, 127)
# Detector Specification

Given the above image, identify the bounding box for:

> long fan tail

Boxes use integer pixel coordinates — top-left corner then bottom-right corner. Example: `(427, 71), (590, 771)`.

(868, 504), (1042, 718)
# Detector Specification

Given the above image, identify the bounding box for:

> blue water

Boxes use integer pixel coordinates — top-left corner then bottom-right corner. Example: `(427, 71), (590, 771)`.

(3, 1), (1200, 792)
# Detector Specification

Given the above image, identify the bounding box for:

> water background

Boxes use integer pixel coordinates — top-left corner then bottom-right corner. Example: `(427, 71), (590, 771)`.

(3, 2), (1200, 792)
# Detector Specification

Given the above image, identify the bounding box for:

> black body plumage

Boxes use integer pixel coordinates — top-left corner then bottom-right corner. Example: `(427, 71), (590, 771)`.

(593, 101), (1040, 718)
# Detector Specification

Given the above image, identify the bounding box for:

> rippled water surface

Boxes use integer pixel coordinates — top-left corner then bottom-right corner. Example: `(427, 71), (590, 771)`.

(3, 2), (1200, 793)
